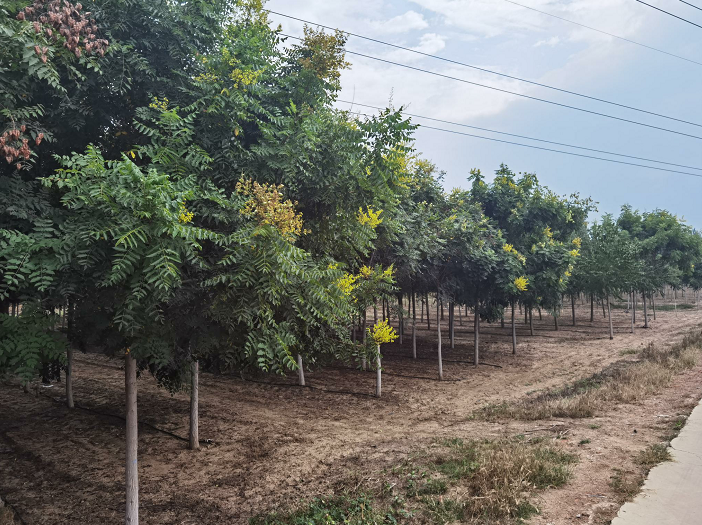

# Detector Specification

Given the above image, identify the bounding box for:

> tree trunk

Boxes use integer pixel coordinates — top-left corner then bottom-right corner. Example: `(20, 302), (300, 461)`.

(412, 290), (417, 359)
(601, 299), (606, 318)
(511, 301), (517, 355)
(529, 307), (534, 336)
(652, 294), (656, 320)
(374, 304), (378, 324)
(437, 296), (443, 380)
(554, 312), (559, 331)
(643, 291), (649, 328)
(590, 293), (594, 322)
(440, 299), (444, 321)
(361, 315), (367, 370)
(474, 296), (480, 367)
(571, 294), (576, 326)
(607, 294), (613, 340)
(375, 349), (382, 397)
(125, 352), (139, 525)
(66, 346), (74, 409)
(189, 360), (199, 450)
(297, 354), (305, 386)
(500, 315), (505, 328)
(426, 293), (431, 331)
(459, 304), (463, 326)
(420, 296), (424, 323)
(538, 307), (542, 320)
(398, 294), (404, 345)
(633, 291), (637, 323)
(630, 292), (634, 333)
(449, 302), (455, 349)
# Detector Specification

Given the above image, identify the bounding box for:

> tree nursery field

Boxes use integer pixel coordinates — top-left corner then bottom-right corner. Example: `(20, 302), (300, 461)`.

(3, 1), (702, 524)
(2, 302), (702, 525)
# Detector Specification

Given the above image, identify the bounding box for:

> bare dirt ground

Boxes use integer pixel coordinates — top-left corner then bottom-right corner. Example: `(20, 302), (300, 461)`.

(1, 302), (702, 525)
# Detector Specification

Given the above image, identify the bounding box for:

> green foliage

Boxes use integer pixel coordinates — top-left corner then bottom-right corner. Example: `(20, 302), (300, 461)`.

(0, 304), (66, 384)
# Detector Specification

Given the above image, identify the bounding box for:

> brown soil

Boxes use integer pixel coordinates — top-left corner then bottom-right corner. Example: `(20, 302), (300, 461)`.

(1, 303), (701, 524)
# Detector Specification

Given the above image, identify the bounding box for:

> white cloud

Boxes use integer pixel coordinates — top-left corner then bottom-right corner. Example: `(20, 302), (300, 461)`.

(534, 36), (560, 47)
(369, 10), (429, 33)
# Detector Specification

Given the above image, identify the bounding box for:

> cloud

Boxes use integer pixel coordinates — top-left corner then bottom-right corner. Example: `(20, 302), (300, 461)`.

(534, 36), (560, 47)
(369, 10), (429, 33)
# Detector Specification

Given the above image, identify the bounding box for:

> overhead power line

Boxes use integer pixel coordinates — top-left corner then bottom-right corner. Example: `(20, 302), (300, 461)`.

(281, 33), (702, 141)
(635, 0), (702, 29)
(500, 0), (702, 67)
(338, 100), (702, 172)
(680, 0), (702, 12)
(344, 108), (702, 179)
(267, 9), (702, 129)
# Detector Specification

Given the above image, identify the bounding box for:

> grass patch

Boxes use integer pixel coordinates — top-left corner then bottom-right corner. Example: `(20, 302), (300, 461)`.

(589, 424), (601, 429)
(254, 437), (577, 525)
(579, 439), (591, 446)
(475, 331), (702, 421)
(610, 442), (674, 503)
(654, 303), (695, 311)
(250, 494), (400, 525)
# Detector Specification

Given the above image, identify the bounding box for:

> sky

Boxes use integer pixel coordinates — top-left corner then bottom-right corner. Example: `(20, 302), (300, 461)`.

(266, 0), (702, 227)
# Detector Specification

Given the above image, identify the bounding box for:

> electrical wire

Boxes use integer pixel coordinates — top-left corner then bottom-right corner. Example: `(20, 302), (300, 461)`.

(267, 9), (702, 129)
(344, 108), (702, 178)
(281, 33), (702, 141)
(635, 0), (702, 29)
(680, 0), (702, 12)
(338, 100), (702, 172)
(500, 0), (702, 66)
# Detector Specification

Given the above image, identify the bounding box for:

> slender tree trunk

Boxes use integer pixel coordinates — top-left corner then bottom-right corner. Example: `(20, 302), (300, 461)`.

(374, 304), (378, 325)
(643, 291), (649, 328)
(529, 307), (534, 336)
(538, 307), (542, 320)
(512, 301), (526, 355)
(297, 354), (305, 386)
(440, 299), (444, 321)
(361, 315), (367, 370)
(601, 299), (606, 318)
(459, 304), (463, 326)
(474, 295), (480, 367)
(381, 300), (385, 322)
(420, 296), (424, 323)
(524, 305), (528, 324)
(449, 302), (455, 349)
(554, 312), (559, 331)
(125, 352), (139, 525)
(398, 294), (403, 345)
(426, 293), (431, 331)
(412, 290), (417, 359)
(375, 348), (382, 398)
(437, 295), (443, 380)
(500, 315), (505, 328)
(66, 346), (74, 409)
(652, 294), (656, 320)
(590, 293), (594, 322)
(633, 291), (636, 323)
(607, 293), (613, 340)
(630, 292), (634, 333)
(571, 294), (576, 326)
(189, 360), (199, 450)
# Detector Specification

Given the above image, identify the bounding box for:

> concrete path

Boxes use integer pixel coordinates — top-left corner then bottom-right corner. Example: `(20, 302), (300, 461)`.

(612, 399), (702, 525)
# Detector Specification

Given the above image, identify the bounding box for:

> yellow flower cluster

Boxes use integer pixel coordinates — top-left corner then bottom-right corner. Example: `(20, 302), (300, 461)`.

(514, 276), (529, 292)
(230, 68), (262, 89)
(369, 319), (398, 345)
(359, 265), (372, 278)
(357, 205), (383, 229)
(149, 96), (169, 111)
(503, 243), (526, 265)
(236, 179), (306, 241)
(336, 273), (358, 296)
(570, 249), (580, 258)
(572, 237), (582, 248)
(178, 202), (194, 224)
(544, 226), (553, 239)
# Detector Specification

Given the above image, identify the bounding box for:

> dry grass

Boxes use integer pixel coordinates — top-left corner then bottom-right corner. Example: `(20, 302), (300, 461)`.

(477, 331), (702, 421)
(257, 437), (578, 524)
